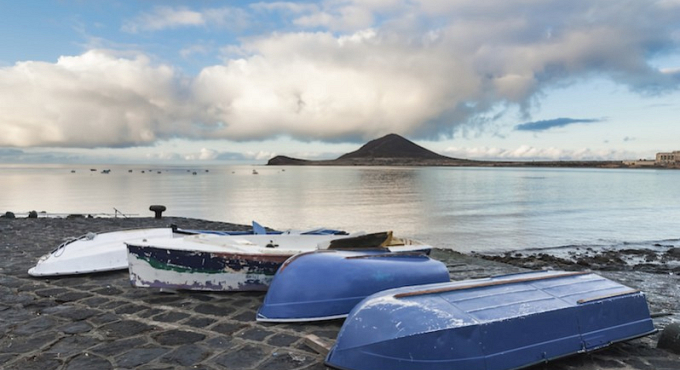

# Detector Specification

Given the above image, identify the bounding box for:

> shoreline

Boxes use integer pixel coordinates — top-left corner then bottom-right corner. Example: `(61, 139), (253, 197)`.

(1, 217), (679, 369)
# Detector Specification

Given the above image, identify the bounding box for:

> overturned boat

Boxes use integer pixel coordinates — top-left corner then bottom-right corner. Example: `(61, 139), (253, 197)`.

(126, 232), (432, 292)
(257, 250), (450, 322)
(28, 221), (339, 277)
(29, 228), (176, 276)
(326, 270), (656, 370)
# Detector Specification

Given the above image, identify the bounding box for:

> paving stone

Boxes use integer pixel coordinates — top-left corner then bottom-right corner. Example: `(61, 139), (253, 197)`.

(89, 337), (149, 356)
(309, 329), (340, 340)
(100, 300), (128, 310)
(2, 353), (63, 370)
(0, 307), (34, 322)
(114, 346), (171, 369)
(92, 286), (124, 296)
(3, 292), (35, 305)
(267, 333), (302, 347)
(0, 276), (23, 288)
(100, 319), (156, 338)
(13, 315), (59, 336)
(203, 336), (238, 350)
(233, 297), (262, 309)
(258, 351), (316, 370)
(35, 288), (69, 298)
(232, 310), (257, 322)
(80, 296), (110, 308)
(210, 321), (247, 335)
(194, 303), (234, 316)
(184, 316), (216, 328)
(0, 332), (59, 354)
(160, 344), (212, 366)
(55, 291), (93, 302)
(153, 329), (206, 346)
(238, 327), (275, 342)
(137, 308), (165, 318)
(647, 358), (680, 369)
(622, 357), (656, 370)
(51, 307), (101, 321)
(45, 335), (101, 357)
(88, 312), (119, 325)
(144, 295), (186, 304)
(64, 353), (113, 370)
(114, 303), (148, 315)
(213, 344), (271, 370)
(0, 353), (17, 365)
(152, 311), (190, 323)
(58, 321), (93, 334)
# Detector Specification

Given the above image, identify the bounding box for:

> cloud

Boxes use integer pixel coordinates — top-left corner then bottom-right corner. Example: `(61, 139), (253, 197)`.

(122, 6), (249, 33)
(442, 145), (641, 161)
(1, 1), (680, 149)
(515, 118), (604, 131)
(122, 7), (204, 33)
(0, 50), (189, 148)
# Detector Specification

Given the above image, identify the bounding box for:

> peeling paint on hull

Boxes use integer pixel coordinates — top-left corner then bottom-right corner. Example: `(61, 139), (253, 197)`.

(127, 244), (291, 291)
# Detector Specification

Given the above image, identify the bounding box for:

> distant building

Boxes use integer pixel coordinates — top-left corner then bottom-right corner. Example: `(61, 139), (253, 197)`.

(623, 159), (657, 167)
(656, 151), (680, 165)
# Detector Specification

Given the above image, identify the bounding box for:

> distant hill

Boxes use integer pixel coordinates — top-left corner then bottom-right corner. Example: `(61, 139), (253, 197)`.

(337, 133), (452, 161)
(267, 133), (477, 166)
(266, 133), (628, 168)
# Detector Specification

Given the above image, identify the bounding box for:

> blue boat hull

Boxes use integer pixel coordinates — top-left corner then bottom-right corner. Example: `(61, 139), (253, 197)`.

(326, 270), (656, 370)
(256, 250), (450, 322)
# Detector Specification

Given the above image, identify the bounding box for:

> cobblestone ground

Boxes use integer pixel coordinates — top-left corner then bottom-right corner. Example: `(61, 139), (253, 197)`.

(1, 217), (678, 369)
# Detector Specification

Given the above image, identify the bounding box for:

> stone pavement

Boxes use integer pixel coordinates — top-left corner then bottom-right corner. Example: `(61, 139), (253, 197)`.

(1, 217), (679, 369)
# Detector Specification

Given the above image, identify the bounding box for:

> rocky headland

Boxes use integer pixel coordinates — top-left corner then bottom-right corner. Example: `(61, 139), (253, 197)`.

(267, 133), (648, 169)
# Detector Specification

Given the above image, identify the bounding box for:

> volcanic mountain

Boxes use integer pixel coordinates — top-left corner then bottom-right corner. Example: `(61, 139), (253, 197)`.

(267, 134), (477, 166)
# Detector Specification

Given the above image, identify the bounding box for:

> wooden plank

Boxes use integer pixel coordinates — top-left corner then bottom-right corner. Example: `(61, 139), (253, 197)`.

(304, 334), (333, 354)
(577, 289), (640, 304)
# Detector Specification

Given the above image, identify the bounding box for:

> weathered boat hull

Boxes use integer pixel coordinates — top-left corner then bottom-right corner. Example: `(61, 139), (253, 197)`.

(126, 232), (432, 292)
(256, 250), (450, 322)
(326, 270), (656, 370)
(127, 244), (292, 291)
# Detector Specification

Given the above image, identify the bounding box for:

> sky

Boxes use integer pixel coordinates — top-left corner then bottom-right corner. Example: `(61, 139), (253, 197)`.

(1, 0), (679, 164)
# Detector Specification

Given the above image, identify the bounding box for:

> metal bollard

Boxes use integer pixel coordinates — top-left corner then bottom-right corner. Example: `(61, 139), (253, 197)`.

(149, 205), (166, 219)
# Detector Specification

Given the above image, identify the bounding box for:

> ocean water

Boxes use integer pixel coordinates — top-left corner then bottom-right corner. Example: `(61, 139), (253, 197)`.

(1, 164), (679, 254)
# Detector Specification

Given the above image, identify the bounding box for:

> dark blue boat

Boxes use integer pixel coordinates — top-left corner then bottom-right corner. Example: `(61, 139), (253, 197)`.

(326, 270), (656, 370)
(256, 250), (450, 322)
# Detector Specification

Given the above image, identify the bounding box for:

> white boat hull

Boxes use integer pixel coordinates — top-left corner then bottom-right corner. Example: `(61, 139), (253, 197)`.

(29, 228), (174, 276)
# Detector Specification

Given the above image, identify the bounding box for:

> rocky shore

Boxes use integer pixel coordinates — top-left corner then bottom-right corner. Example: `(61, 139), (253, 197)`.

(1, 216), (679, 369)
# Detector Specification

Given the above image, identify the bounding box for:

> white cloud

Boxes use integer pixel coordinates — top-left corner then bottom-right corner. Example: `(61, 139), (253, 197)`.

(442, 145), (641, 161)
(123, 6), (205, 33)
(122, 6), (249, 33)
(1, 1), (679, 149)
(0, 50), (186, 147)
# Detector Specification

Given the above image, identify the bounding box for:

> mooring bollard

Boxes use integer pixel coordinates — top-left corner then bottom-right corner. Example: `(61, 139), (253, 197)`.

(149, 205), (166, 219)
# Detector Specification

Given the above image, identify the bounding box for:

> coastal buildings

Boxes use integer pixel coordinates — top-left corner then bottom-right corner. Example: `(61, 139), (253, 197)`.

(656, 151), (680, 165)
(623, 151), (680, 168)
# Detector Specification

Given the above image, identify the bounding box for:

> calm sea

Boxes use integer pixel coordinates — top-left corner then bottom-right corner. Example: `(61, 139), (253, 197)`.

(1, 164), (679, 254)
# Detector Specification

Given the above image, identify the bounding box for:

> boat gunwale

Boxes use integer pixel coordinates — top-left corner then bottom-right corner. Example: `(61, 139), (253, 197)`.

(393, 271), (590, 299)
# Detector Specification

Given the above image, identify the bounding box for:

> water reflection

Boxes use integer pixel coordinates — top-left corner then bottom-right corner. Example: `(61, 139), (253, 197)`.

(1, 164), (679, 253)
